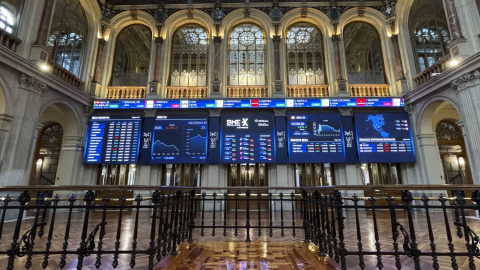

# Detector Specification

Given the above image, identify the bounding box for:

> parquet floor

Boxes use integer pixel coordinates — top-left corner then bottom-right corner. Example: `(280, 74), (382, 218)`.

(0, 208), (479, 269)
(153, 241), (329, 270)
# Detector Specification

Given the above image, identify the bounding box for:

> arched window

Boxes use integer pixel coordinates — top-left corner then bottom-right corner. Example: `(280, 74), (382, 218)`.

(47, 0), (88, 76)
(0, 4), (14, 33)
(228, 24), (266, 86)
(111, 24), (152, 86)
(409, 0), (451, 73)
(344, 22), (386, 84)
(169, 24), (208, 87)
(286, 23), (325, 85)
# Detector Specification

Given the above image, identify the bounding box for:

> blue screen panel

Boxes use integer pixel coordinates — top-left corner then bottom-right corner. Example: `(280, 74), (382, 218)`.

(220, 113), (276, 163)
(287, 114), (346, 163)
(355, 112), (416, 163)
(83, 115), (142, 164)
(148, 115), (208, 164)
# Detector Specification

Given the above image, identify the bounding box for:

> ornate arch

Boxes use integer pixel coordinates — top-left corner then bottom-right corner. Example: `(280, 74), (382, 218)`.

(37, 98), (83, 138)
(417, 96), (461, 134)
(161, 10), (214, 39)
(220, 8), (273, 38)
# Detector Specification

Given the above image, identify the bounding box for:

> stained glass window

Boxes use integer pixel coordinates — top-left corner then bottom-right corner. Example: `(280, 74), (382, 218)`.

(286, 23), (325, 85)
(170, 25), (208, 87)
(228, 24), (266, 86)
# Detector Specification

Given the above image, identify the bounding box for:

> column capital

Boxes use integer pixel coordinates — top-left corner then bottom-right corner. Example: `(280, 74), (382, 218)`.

(272, 35), (281, 43)
(209, 108), (222, 117)
(338, 108), (352, 116)
(451, 68), (480, 92)
(273, 108), (286, 117)
(144, 109), (156, 118)
(19, 74), (47, 95)
(331, 34), (341, 42)
(155, 36), (164, 44)
(214, 36), (222, 43)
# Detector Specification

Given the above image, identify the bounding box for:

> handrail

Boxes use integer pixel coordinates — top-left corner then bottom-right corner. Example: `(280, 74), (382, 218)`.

(0, 184), (477, 191)
(413, 54), (451, 86)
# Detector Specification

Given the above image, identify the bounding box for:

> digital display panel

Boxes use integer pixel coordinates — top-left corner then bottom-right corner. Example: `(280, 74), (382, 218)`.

(150, 116), (208, 164)
(288, 114), (345, 163)
(94, 98), (404, 109)
(355, 112), (416, 163)
(220, 113), (276, 163)
(83, 115), (141, 164)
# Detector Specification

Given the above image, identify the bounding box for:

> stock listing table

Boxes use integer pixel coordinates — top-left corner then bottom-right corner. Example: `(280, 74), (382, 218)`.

(84, 116), (141, 164)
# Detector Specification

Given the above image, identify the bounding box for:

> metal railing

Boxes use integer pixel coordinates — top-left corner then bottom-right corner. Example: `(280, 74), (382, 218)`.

(0, 185), (479, 269)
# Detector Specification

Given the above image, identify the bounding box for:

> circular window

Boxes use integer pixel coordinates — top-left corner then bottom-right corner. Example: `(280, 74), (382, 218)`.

(239, 31), (255, 47)
(296, 30), (311, 44)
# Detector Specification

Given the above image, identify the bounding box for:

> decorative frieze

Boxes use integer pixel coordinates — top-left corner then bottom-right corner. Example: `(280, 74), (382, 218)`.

(451, 69), (480, 92)
(18, 74), (47, 95)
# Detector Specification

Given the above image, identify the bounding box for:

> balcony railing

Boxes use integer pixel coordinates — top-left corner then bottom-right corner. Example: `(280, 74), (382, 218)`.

(0, 185), (478, 270)
(414, 54), (451, 86)
(0, 29), (21, 52)
(287, 84), (329, 97)
(349, 84), (390, 97)
(227, 86), (268, 98)
(48, 60), (84, 89)
(166, 86), (208, 98)
(107, 86), (146, 99)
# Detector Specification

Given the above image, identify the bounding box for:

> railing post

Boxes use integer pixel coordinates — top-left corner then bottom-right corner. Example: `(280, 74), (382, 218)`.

(301, 189), (309, 243)
(402, 190), (421, 270)
(170, 190), (182, 255)
(149, 190), (161, 268)
(333, 190), (346, 269)
(188, 190), (196, 242)
(352, 194), (365, 269)
(245, 189), (251, 243)
(7, 191), (30, 270)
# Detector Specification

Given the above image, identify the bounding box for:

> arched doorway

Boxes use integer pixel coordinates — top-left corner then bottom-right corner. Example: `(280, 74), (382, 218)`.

(436, 120), (472, 184)
(29, 123), (63, 186)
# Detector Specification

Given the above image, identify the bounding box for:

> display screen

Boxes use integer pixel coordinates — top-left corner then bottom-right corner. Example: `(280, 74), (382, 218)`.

(94, 98), (404, 109)
(149, 116), (208, 164)
(220, 113), (276, 163)
(355, 112), (416, 163)
(83, 115), (142, 164)
(287, 114), (345, 163)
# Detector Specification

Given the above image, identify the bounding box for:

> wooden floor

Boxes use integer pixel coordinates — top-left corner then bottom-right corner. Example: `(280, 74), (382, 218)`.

(154, 241), (330, 270)
(1, 208), (479, 269)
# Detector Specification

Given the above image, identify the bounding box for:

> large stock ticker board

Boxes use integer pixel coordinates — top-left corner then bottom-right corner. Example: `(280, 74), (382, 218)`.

(355, 112), (416, 163)
(287, 114), (346, 163)
(83, 115), (142, 164)
(141, 115), (208, 164)
(220, 113), (276, 163)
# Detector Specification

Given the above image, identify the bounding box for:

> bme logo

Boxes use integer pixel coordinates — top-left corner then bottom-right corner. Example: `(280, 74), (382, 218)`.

(227, 118), (249, 127)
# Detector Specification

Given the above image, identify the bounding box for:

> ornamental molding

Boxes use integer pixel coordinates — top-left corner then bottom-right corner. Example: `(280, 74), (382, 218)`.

(19, 74), (47, 95)
(451, 69), (480, 92)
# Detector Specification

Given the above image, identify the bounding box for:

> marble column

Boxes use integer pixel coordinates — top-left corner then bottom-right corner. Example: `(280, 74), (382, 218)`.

(148, 37), (164, 97)
(35, 0), (55, 45)
(443, 0), (464, 40)
(332, 35), (348, 96)
(390, 35), (405, 80)
(212, 36), (222, 96)
(272, 35), (283, 95)
(92, 39), (106, 83)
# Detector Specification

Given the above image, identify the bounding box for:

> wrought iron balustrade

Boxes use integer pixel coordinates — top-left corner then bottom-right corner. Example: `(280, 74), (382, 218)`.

(0, 185), (479, 269)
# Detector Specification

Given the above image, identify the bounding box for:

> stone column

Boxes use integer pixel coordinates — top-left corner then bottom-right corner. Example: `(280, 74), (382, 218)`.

(211, 36), (222, 96)
(148, 37), (164, 97)
(332, 35), (348, 96)
(452, 69), (480, 182)
(30, 0), (55, 64)
(416, 133), (445, 185)
(0, 75), (46, 185)
(56, 135), (84, 185)
(272, 35), (283, 96)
